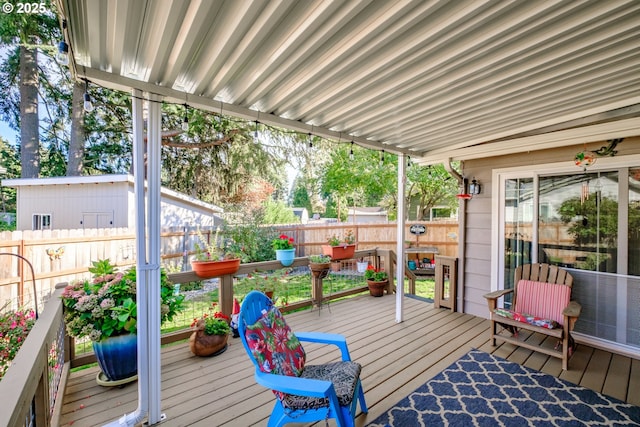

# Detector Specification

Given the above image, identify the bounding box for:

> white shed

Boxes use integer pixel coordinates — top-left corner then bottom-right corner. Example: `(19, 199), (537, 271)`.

(1, 174), (223, 231)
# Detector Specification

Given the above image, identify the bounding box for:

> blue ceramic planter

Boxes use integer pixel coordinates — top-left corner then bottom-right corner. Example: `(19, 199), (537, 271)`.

(275, 248), (295, 266)
(93, 333), (137, 382)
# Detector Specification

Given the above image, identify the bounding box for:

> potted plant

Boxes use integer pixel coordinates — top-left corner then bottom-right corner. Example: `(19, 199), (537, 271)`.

(60, 259), (184, 385)
(321, 229), (357, 260)
(364, 265), (389, 297)
(308, 254), (331, 279)
(272, 233), (295, 266)
(191, 227), (241, 278)
(189, 302), (231, 357)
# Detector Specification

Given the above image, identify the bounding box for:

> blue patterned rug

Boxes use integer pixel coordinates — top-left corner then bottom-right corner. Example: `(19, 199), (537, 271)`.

(367, 349), (640, 427)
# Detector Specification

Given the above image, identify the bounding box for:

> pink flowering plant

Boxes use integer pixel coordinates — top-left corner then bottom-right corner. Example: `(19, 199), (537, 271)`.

(61, 259), (184, 342)
(0, 304), (36, 379)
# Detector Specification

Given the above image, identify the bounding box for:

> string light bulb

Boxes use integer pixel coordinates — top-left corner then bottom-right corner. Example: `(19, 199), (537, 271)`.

(349, 141), (354, 160)
(254, 120), (260, 142)
(82, 80), (93, 112)
(56, 41), (69, 65)
(379, 149), (385, 166)
(407, 156), (411, 167)
(181, 104), (189, 131)
(308, 132), (313, 148)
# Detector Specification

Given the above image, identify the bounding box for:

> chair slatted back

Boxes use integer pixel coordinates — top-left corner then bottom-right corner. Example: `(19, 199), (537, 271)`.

(514, 263), (573, 304)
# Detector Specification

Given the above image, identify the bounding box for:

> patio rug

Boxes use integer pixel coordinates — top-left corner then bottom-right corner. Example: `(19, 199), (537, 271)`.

(367, 349), (640, 427)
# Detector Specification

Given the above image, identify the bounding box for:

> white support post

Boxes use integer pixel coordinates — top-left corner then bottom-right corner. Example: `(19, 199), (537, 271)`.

(396, 153), (406, 323)
(145, 93), (163, 424)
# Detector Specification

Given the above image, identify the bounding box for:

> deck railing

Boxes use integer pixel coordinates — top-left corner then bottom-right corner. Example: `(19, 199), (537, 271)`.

(1, 248), (415, 426)
(0, 286), (68, 427)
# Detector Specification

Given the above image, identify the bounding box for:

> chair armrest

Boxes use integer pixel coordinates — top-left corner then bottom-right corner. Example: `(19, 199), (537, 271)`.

(483, 288), (513, 300)
(296, 332), (352, 361)
(563, 300), (582, 318)
(254, 370), (333, 398)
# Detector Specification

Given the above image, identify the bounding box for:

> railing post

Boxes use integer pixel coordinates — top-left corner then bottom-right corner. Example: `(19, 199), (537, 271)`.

(311, 274), (324, 308)
(219, 274), (234, 316)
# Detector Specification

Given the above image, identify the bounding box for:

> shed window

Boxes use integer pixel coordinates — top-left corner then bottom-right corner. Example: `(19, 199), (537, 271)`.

(32, 214), (51, 230)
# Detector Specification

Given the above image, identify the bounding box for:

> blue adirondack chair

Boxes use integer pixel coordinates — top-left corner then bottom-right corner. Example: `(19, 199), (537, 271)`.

(238, 290), (368, 427)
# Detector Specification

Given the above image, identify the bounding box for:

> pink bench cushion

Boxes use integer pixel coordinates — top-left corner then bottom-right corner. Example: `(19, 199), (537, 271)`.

(514, 280), (571, 325)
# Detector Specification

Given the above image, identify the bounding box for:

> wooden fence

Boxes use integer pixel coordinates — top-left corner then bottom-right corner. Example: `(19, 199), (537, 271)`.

(0, 221), (458, 309)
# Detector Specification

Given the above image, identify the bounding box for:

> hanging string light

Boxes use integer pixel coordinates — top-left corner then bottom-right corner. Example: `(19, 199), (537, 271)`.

(56, 21), (69, 65)
(254, 120), (260, 142)
(407, 156), (411, 167)
(308, 132), (313, 148)
(379, 149), (385, 166)
(83, 79), (93, 113)
(349, 141), (354, 160)
(181, 104), (189, 131)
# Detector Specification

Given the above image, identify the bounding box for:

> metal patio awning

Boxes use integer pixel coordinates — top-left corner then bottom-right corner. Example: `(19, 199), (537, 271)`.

(56, 0), (640, 164)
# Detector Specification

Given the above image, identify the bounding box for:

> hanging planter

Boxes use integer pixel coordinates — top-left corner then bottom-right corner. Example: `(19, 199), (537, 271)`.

(275, 248), (296, 266)
(191, 258), (240, 278)
(321, 244), (356, 260)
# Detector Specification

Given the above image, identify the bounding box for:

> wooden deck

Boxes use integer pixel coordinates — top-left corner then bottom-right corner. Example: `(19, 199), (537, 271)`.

(59, 295), (640, 426)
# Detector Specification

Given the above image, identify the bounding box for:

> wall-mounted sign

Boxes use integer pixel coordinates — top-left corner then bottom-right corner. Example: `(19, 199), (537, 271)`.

(410, 224), (426, 235)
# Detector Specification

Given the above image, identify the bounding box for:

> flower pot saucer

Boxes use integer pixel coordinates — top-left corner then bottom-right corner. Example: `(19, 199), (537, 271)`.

(205, 343), (228, 357)
(96, 371), (138, 387)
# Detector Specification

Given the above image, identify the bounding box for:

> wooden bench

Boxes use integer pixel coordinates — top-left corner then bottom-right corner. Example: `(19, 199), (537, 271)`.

(483, 263), (582, 370)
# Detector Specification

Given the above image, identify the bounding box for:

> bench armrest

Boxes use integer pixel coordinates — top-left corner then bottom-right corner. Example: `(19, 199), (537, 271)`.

(563, 300), (582, 318)
(483, 288), (513, 311)
(483, 288), (513, 300)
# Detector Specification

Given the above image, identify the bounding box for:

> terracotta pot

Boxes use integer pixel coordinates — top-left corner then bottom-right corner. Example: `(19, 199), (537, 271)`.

(189, 330), (229, 356)
(309, 262), (331, 279)
(330, 261), (342, 272)
(191, 258), (240, 278)
(367, 279), (388, 297)
(321, 244), (356, 261)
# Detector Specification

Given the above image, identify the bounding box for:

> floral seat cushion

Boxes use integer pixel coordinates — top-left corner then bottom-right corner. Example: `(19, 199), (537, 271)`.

(493, 308), (558, 329)
(281, 361), (362, 410)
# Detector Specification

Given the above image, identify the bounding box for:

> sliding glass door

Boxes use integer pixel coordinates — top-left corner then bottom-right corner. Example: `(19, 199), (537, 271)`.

(498, 166), (640, 351)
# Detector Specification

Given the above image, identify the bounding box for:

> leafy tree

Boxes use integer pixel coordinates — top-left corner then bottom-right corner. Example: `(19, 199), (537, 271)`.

(0, 137), (20, 212)
(0, 0), (61, 178)
(291, 177), (313, 214)
(263, 198), (299, 225)
(406, 164), (458, 220)
(321, 144), (396, 219)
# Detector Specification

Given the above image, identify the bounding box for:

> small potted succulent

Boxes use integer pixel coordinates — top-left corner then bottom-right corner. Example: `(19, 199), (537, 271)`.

(308, 254), (332, 279)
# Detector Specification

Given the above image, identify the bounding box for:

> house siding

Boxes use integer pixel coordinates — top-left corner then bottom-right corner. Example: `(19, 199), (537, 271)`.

(461, 136), (640, 318)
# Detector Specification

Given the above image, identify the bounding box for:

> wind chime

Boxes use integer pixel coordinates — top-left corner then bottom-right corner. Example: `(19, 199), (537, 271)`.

(575, 144), (597, 205)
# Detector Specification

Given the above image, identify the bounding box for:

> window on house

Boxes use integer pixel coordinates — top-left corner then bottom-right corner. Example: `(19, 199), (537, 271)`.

(32, 214), (51, 230)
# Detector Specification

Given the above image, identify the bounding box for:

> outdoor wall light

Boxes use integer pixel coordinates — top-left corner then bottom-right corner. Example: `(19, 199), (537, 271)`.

(469, 177), (481, 196)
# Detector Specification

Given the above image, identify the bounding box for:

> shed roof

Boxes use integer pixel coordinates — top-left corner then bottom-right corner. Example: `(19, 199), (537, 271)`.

(2, 174), (224, 213)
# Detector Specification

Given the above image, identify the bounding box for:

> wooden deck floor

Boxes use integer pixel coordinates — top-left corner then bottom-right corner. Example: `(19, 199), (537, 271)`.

(59, 295), (640, 426)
